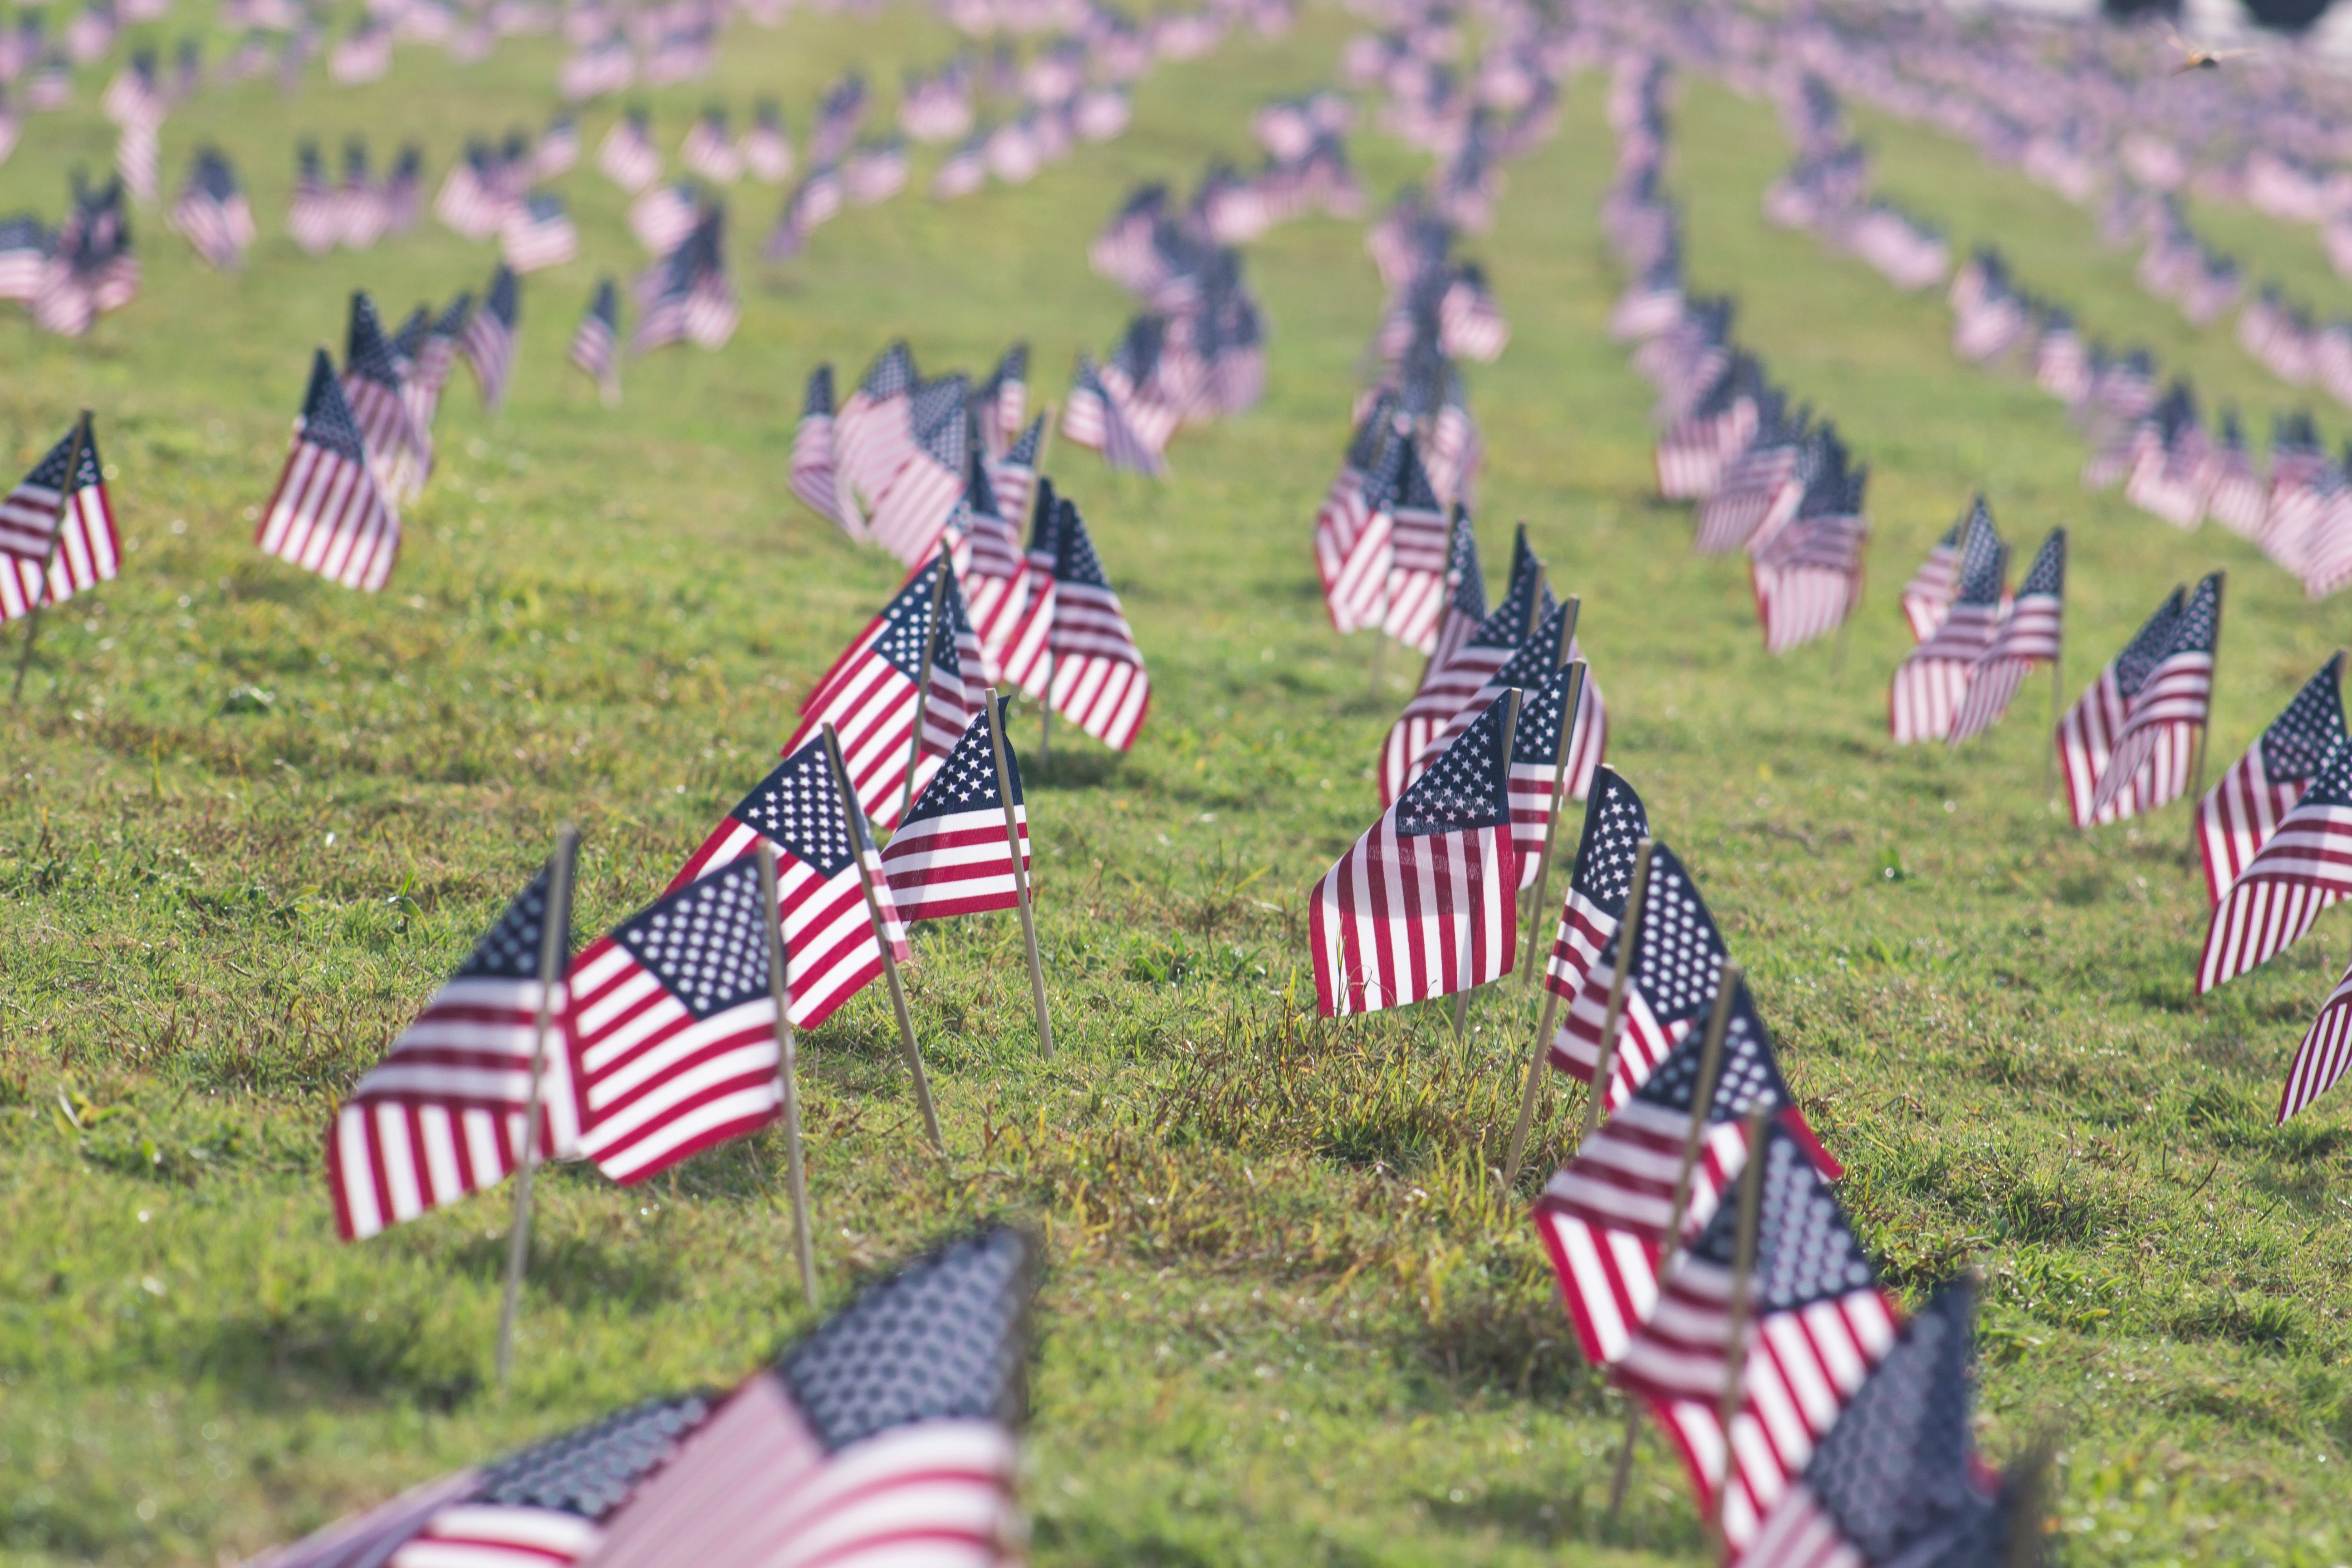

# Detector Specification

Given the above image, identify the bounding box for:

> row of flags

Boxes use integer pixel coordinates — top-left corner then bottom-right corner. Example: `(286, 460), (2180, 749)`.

(0, 173), (138, 335)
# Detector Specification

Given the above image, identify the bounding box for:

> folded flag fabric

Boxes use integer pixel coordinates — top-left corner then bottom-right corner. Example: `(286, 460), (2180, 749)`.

(1545, 839), (1727, 1109)
(1377, 526), (1548, 803)
(2086, 572), (2223, 823)
(2055, 585), (2183, 828)
(255, 349), (402, 592)
(1889, 498), (2004, 744)
(2198, 653), (2346, 906)
(880, 695), (1030, 921)
(1947, 527), (2065, 746)
(2197, 730), (2352, 995)
(1542, 765), (1650, 1009)
(0, 415), (118, 627)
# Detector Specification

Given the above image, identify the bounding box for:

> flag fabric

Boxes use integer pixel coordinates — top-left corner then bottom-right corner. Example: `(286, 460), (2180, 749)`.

(255, 349), (402, 593)
(1532, 980), (1835, 1367)
(2278, 941), (2352, 1123)
(790, 362), (855, 534)
(1379, 437), (1453, 653)
(2086, 572), (2223, 822)
(994, 479), (1064, 701)
(1400, 597), (1603, 801)
(2056, 587), (2184, 828)
(406, 292), (472, 441)
(1617, 1119), (1898, 1551)
(1750, 455), (1867, 656)
(986, 414), (1044, 532)
(1743, 1280), (2016, 1568)
(1541, 766), (1650, 1011)
(980, 341), (1028, 456)
(1545, 840), (1727, 1108)
(569, 859), (784, 1186)
(787, 555), (974, 830)
(1889, 500), (2004, 745)
(503, 191), (580, 274)
(1377, 528), (1548, 804)
(1311, 692), (1521, 1016)
(0, 420), (116, 632)
(866, 376), (971, 566)
(834, 341), (918, 508)
(581, 1226), (1032, 1568)
(463, 265), (521, 412)
(1312, 397), (1396, 636)
(1505, 655), (1606, 885)
(343, 292), (430, 504)
(2197, 732), (2352, 995)
(962, 468), (1041, 684)
(880, 696), (1031, 921)
(327, 866), (576, 1242)
(599, 109), (663, 192)
(1427, 505), (1487, 673)
(1043, 497), (1151, 750)
(1947, 528), (2066, 746)
(1898, 518), (1961, 643)
(1063, 354), (1165, 477)
(0, 416), (102, 566)
(569, 277), (620, 402)
(666, 739), (908, 1031)
(168, 146), (254, 269)
(2198, 655), (2347, 906)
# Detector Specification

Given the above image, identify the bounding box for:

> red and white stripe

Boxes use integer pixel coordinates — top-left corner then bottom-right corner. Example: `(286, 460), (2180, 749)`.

(2279, 958), (2352, 1123)
(1693, 446), (1798, 556)
(669, 826), (903, 1034)
(0, 475), (116, 623)
(343, 373), (430, 505)
(835, 393), (914, 510)
(791, 409), (856, 536)
(386, 1503), (602, 1568)
(585, 1377), (1017, 1568)
(1946, 593), (2061, 746)
(2196, 802), (2352, 993)
(1889, 597), (2001, 744)
(1544, 950), (1684, 1112)
(960, 516), (1030, 686)
(1655, 400), (1756, 501)
(882, 802), (1029, 922)
(2087, 649), (2213, 821)
(1313, 465), (1389, 635)
(785, 660), (955, 834)
(255, 441), (401, 593)
(1049, 581), (1149, 751)
(866, 450), (964, 568)
(2198, 745), (2307, 907)
(2056, 666), (2133, 828)
(1750, 518), (1865, 655)
(1507, 721), (1608, 886)
(1381, 500), (1451, 654)
(1897, 541), (1957, 644)
(327, 978), (578, 1242)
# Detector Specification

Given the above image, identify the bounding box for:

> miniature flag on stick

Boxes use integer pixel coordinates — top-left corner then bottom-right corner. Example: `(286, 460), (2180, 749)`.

(255, 351), (401, 592)
(2198, 654), (2347, 906)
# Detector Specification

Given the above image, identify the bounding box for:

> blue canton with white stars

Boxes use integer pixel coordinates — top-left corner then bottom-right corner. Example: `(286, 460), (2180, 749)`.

(1594, 843), (1727, 1025)
(1627, 975), (1791, 1122)
(1686, 1121), (1878, 1311)
(1808, 1281), (1985, 1561)
(612, 859), (773, 1020)
(298, 350), (368, 463)
(2017, 528), (2066, 599)
(1396, 697), (1512, 837)
(454, 865), (565, 980)
(727, 742), (856, 877)
(1568, 769), (1650, 917)
(474, 1393), (713, 1519)
(904, 701), (1017, 826)
(2260, 654), (2347, 784)
(1951, 499), (2007, 608)
(2114, 588), (2185, 699)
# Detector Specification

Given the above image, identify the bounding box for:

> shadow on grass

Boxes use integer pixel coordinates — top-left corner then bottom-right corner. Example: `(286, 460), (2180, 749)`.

(179, 1301), (481, 1410)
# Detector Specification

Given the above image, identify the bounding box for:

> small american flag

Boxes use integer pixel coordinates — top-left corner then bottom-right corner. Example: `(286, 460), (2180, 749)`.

(1406, 598), (1606, 827)
(405, 292), (472, 440)
(1889, 499), (2004, 745)
(1615, 1119), (1897, 1550)
(867, 375), (972, 566)
(2198, 732), (2352, 995)
(0, 415), (117, 626)
(790, 363), (853, 532)
(1540, 764), (1648, 1009)
(2087, 572), (2223, 822)
(1694, 413), (1802, 556)
(1377, 527), (1548, 803)
(979, 340), (1028, 456)
(985, 412), (1044, 531)
(1063, 354), (1165, 477)
(462, 265), (521, 412)
(1312, 691), (1520, 1016)
(255, 349), (401, 593)
(1533, 980), (1834, 1366)
(502, 191), (580, 274)
(1378, 436), (1453, 654)
(599, 108), (663, 192)
(2198, 655), (2346, 906)
(1312, 394), (1396, 636)
(343, 291), (430, 504)
(168, 146), (254, 270)
(963, 469), (1040, 685)
(1749, 436), (1867, 656)
(1042, 496), (1151, 750)
(1947, 527), (2065, 746)
(582, 1226), (1032, 1568)
(835, 341), (919, 510)
(741, 98), (793, 184)
(1426, 504), (1487, 673)
(289, 140), (338, 255)
(571, 859), (784, 1186)
(1545, 840), (1726, 1107)
(1898, 510), (1964, 642)
(681, 106), (741, 184)
(667, 739), (907, 1031)
(2058, 585), (2184, 826)
(328, 865), (577, 1242)
(881, 696), (1031, 921)
(1742, 1279), (2011, 1568)
(788, 554), (974, 830)
(568, 277), (619, 404)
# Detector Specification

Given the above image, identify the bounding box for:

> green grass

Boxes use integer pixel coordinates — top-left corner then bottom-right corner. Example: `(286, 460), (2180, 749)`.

(9, 12), (2352, 1566)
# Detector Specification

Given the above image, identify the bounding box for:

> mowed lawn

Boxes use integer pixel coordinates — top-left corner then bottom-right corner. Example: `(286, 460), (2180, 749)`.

(7, 7), (2352, 1562)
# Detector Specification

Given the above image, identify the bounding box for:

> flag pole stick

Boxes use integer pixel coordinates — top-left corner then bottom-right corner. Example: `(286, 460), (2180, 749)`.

(894, 560), (950, 826)
(1710, 1103), (1772, 1556)
(756, 843), (818, 1309)
(1518, 601), (1583, 988)
(1605, 958), (1741, 1527)
(822, 721), (945, 1156)
(1453, 687), (1521, 1044)
(985, 686), (1053, 1060)
(495, 823), (579, 1391)
(11, 410), (91, 708)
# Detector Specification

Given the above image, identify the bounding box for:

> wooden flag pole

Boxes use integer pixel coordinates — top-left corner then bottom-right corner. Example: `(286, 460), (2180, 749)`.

(11, 410), (91, 708)
(1518, 607), (1584, 988)
(822, 722), (946, 1156)
(2005, 1441), (2055, 1568)
(1605, 959), (1742, 1526)
(495, 823), (580, 1391)
(985, 687), (1053, 1059)
(894, 561), (951, 826)
(1453, 687), (1522, 1044)
(756, 843), (818, 1309)
(1710, 1103), (1773, 1554)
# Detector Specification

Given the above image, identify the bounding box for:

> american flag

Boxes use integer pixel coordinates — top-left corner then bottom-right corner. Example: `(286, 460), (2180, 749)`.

(403, 293), (471, 441)
(1897, 517), (1961, 644)
(0, 415), (117, 626)
(255, 349), (401, 593)
(1312, 691), (1520, 1016)
(1540, 765), (1649, 1011)
(436, 142), (508, 241)
(599, 108), (663, 192)
(788, 554), (973, 830)
(503, 191), (580, 274)
(881, 696), (1031, 921)
(333, 139), (387, 251)
(1947, 527), (2065, 747)
(2057, 586), (2183, 828)
(1545, 839), (1727, 1108)
(568, 277), (619, 404)
(1615, 1119), (1897, 1551)
(681, 106), (741, 184)
(1312, 394), (1396, 636)
(1377, 527), (1548, 804)
(1063, 354), (1165, 477)
(1532, 980), (1833, 1366)
(289, 140), (338, 255)
(2279, 933), (2352, 1123)
(1427, 504), (1487, 673)
(571, 859), (784, 1186)
(1404, 598), (1606, 820)
(241, 1394), (715, 1568)
(681, 216), (739, 351)
(327, 864), (577, 1242)
(463, 266), (521, 412)
(1041, 496), (1150, 750)
(2086, 572), (2223, 823)
(867, 376), (971, 566)
(741, 98), (793, 184)
(169, 146), (254, 270)
(2197, 732), (2352, 996)
(791, 363), (853, 532)
(538, 113), (580, 178)
(835, 341), (918, 511)
(1743, 1279), (2011, 1568)
(985, 412), (1044, 530)
(1694, 416), (1802, 557)
(343, 291), (430, 505)
(1378, 436), (1453, 654)
(581, 1226), (1031, 1568)
(2198, 655), (2346, 906)
(1889, 500), (2004, 745)
(964, 470), (1041, 684)
(1750, 441), (1867, 656)
(979, 341), (1027, 457)
(1506, 655), (1605, 887)
(0, 218), (50, 304)
(1437, 266), (1508, 361)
